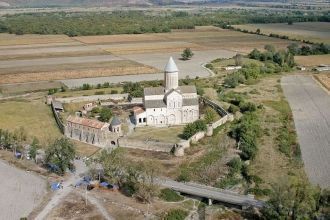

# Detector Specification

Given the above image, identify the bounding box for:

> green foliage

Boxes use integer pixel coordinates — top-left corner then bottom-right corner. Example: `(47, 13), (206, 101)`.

(227, 157), (243, 174)
(29, 137), (39, 161)
(82, 83), (91, 90)
(99, 107), (112, 122)
(224, 72), (246, 88)
(239, 102), (257, 113)
(196, 86), (205, 96)
(110, 90), (118, 94)
(182, 120), (207, 140)
(287, 43), (329, 55)
(159, 188), (184, 202)
(123, 82), (143, 97)
(204, 107), (217, 124)
(230, 112), (261, 160)
(163, 209), (188, 220)
(48, 88), (58, 95)
(181, 48), (194, 60)
(261, 177), (322, 220)
(45, 137), (76, 175)
(94, 91), (105, 95)
(228, 104), (240, 114)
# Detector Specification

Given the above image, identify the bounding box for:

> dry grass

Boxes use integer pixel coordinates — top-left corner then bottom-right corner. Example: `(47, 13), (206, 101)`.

(0, 33), (74, 46)
(295, 54), (330, 67)
(0, 61), (158, 84)
(233, 22), (330, 44)
(227, 75), (307, 186)
(55, 87), (123, 98)
(105, 41), (204, 55)
(76, 26), (294, 54)
(0, 81), (63, 95)
(47, 192), (103, 220)
(0, 99), (62, 145)
(314, 74), (330, 91)
(128, 126), (184, 143)
(73, 140), (101, 157)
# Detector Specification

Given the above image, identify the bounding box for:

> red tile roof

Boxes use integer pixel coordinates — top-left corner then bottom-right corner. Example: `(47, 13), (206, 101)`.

(67, 116), (108, 129)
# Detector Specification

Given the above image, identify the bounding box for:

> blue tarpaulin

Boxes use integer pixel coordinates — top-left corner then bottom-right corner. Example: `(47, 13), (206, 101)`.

(100, 182), (109, 187)
(51, 182), (61, 191)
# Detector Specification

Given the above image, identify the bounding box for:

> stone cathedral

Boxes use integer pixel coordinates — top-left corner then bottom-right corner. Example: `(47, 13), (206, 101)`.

(133, 57), (199, 126)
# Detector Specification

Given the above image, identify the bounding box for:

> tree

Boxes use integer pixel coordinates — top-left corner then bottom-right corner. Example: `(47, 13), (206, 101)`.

(99, 107), (112, 122)
(45, 137), (76, 175)
(256, 28), (261, 34)
(248, 49), (262, 60)
(29, 137), (40, 161)
(287, 43), (300, 55)
(134, 160), (161, 203)
(234, 53), (243, 66)
(181, 48), (194, 60)
(262, 177), (320, 220)
(204, 107), (217, 124)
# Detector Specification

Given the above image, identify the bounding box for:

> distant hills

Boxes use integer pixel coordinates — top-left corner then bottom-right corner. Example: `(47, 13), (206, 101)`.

(0, 0), (328, 7)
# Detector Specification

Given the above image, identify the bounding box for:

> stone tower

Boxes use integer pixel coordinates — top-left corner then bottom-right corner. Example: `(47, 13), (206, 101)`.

(164, 57), (179, 91)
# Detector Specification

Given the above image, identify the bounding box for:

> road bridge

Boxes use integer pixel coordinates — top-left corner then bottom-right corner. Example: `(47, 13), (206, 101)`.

(158, 179), (265, 209)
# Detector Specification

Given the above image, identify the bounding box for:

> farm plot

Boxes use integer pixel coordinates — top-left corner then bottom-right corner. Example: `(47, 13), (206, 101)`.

(234, 22), (330, 44)
(281, 75), (330, 188)
(0, 33), (75, 46)
(295, 54), (330, 67)
(0, 160), (47, 220)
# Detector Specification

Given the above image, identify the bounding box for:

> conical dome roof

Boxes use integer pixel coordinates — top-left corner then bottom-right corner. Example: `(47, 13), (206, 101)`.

(110, 116), (121, 126)
(164, 57), (178, 73)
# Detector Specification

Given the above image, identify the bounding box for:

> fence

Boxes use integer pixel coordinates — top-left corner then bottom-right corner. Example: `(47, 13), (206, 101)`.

(51, 101), (65, 133)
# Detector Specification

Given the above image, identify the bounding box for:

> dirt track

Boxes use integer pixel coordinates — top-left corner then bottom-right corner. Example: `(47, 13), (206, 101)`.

(281, 75), (330, 188)
(0, 160), (47, 219)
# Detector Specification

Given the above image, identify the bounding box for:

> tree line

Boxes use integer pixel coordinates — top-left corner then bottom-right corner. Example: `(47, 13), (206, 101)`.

(0, 10), (328, 36)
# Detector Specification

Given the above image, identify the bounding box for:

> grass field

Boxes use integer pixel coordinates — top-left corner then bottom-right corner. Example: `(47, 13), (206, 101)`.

(127, 126), (184, 143)
(0, 99), (62, 144)
(295, 54), (330, 67)
(233, 22), (330, 44)
(0, 81), (63, 95)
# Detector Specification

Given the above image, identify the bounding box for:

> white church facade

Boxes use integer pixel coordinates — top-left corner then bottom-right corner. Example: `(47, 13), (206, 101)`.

(133, 57), (199, 126)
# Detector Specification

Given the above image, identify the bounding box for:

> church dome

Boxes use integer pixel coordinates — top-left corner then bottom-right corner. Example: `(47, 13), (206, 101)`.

(164, 57), (178, 73)
(110, 116), (121, 126)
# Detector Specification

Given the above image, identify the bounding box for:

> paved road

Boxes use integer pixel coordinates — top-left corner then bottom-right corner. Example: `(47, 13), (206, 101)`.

(159, 179), (265, 208)
(281, 75), (330, 188)
(0, 160), (47, 220)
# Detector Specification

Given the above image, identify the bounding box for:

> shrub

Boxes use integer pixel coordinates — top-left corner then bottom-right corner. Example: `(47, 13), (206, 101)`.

(82, 83), (91, 90)
(239, 102), (257, 113)
(163, 209), (188, 220)
(95, 91), (105, 95)
(159, 188), (184, 202)
(182, 120), (207, 140)
(227, 157), (243, 174)
(110, 90), (118, 94)
(99, 108), (112, 122)
(228, 104), (240, 114)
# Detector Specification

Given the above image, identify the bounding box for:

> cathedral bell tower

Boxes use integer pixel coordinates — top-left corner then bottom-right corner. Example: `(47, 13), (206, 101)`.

(164, 57), (179, 91)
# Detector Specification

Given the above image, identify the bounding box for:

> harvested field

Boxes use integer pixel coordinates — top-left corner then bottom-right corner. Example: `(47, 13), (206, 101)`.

(315, 74), (330, 91)
(0, 160), (47, 220)
(0, 33), (74, 46)
(295, 54), (330, 67)
(0, 99), (62, 144)
(233, 22), (330, 44)
(105, 41), (205, 55)
(0, 81), (63, 95)
(281, 75), (330, 188)
(0, 60), (158, 84)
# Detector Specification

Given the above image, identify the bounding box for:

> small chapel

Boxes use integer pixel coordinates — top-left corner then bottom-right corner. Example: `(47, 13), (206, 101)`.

(133, 57), (199, 126)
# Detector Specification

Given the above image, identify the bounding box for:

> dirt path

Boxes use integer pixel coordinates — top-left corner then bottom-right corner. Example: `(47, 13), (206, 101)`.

(35, 160), (87, 220)
(281, 75), (330, 188)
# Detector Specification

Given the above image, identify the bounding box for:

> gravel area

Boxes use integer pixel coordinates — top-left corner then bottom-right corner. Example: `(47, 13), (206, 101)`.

(0, 160), (47, 219)
(281, 75), (330, 188)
